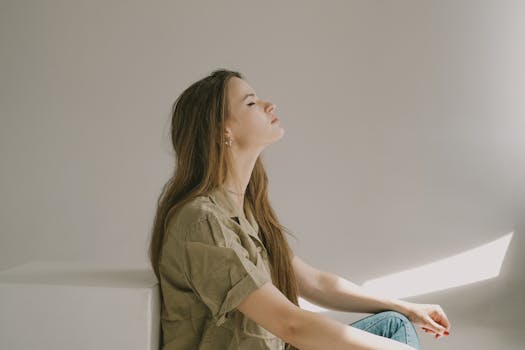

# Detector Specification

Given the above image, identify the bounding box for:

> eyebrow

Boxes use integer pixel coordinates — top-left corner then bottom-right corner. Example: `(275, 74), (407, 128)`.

(241, 93), (256, 102)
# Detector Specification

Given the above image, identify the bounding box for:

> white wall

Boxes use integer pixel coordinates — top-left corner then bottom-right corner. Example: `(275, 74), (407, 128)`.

(1, 1), (524, 348)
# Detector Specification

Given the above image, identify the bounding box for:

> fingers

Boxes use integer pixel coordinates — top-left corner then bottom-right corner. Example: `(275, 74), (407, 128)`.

(431, 305), (452, 338)
(423, 328), (446, 339)
(422, 326), (450, 338)
(427, 314), (449, 335)
(436, 306), (451, 331)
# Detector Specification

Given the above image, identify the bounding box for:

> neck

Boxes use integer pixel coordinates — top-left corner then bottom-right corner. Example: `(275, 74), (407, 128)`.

(223, 148), (260, 216)
(221, 184), (246, 218)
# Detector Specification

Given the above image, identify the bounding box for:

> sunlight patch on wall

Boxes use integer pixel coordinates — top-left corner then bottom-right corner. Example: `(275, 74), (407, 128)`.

(362, 232), (513, 299)
(298, 232), (514, 312)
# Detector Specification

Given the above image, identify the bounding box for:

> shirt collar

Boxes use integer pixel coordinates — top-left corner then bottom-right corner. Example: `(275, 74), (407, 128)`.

(207, 185), (260, 237)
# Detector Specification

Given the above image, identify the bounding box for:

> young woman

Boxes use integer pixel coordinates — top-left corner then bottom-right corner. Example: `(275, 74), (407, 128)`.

(149, 69), (451, 350)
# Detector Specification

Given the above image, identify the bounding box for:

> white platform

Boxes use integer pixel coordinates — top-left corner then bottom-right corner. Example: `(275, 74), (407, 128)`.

(0, 261), (161, 350)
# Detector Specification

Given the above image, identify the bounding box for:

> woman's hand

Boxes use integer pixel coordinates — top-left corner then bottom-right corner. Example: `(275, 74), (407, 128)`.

(403, 302), (451, 339)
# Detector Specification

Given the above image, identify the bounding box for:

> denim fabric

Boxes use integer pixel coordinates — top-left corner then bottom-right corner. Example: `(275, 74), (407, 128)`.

(349, 311), (421, 349)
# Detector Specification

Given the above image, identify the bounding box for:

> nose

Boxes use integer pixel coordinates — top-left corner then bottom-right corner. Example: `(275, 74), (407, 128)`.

(267, 102), (276, 113)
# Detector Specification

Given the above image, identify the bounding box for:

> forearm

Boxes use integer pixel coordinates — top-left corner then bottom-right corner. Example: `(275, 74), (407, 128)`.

(304, 270), (412, 315)
(287, 309), (416, 350)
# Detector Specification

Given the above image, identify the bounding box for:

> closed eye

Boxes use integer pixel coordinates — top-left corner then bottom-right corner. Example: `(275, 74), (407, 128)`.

(247, 102), (255, 106)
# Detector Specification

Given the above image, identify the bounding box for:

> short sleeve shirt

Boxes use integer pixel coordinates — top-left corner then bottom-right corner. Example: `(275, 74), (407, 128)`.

(159, 185), (287, 350)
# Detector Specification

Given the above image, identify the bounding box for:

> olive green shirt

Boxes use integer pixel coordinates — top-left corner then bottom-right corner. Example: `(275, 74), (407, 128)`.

(159, 185), (287, 350)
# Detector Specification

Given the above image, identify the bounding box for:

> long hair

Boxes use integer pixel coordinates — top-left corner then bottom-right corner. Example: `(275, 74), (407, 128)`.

(148, 68), (299, 350)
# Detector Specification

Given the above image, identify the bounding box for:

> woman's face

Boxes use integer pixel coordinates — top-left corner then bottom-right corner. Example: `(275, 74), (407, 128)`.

(225, 77), (284, 151)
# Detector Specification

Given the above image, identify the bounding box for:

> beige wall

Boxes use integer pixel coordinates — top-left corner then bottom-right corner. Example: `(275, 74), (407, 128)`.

(1, 1), (524, 348)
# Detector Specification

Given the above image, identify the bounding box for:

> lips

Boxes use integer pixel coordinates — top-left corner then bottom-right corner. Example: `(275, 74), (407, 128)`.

(271, 116), (279, 123)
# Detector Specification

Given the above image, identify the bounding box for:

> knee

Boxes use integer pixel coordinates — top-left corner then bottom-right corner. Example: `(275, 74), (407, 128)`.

(378, 311), (413, 326)
(380, 311), (420, 348)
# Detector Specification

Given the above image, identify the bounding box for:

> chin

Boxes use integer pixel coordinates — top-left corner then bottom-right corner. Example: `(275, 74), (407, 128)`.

(274, 129), (285, 141)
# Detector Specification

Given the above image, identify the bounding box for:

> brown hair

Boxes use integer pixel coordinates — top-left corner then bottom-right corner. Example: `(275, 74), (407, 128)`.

(148, 68), (299, 350)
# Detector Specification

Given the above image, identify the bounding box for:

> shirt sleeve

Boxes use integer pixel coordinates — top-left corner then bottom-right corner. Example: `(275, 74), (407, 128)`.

(181, 212), (272, 326)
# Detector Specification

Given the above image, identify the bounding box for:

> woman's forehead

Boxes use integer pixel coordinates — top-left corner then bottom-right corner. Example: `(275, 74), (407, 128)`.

(229, 77), (254, 99)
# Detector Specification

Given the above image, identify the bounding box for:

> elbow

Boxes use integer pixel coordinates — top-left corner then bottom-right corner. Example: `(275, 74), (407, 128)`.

(281, 308), (308, 346)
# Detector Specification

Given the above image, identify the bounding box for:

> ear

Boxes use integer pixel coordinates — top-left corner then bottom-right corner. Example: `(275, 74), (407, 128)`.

(224, 126), (233, 138)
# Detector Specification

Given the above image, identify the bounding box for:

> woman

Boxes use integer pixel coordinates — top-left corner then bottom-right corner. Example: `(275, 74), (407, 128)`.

(149, 69), (451, 349)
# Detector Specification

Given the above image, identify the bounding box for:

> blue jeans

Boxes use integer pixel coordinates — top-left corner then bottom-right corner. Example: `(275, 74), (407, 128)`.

(349, 311), (421, 349)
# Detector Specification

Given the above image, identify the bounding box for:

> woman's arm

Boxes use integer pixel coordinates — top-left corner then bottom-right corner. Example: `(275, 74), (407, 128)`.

(293, 256), (451, 339)
(293, 255), (410, 315)
(237, 281), (416, 350)
(288, 308), (417, 350)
